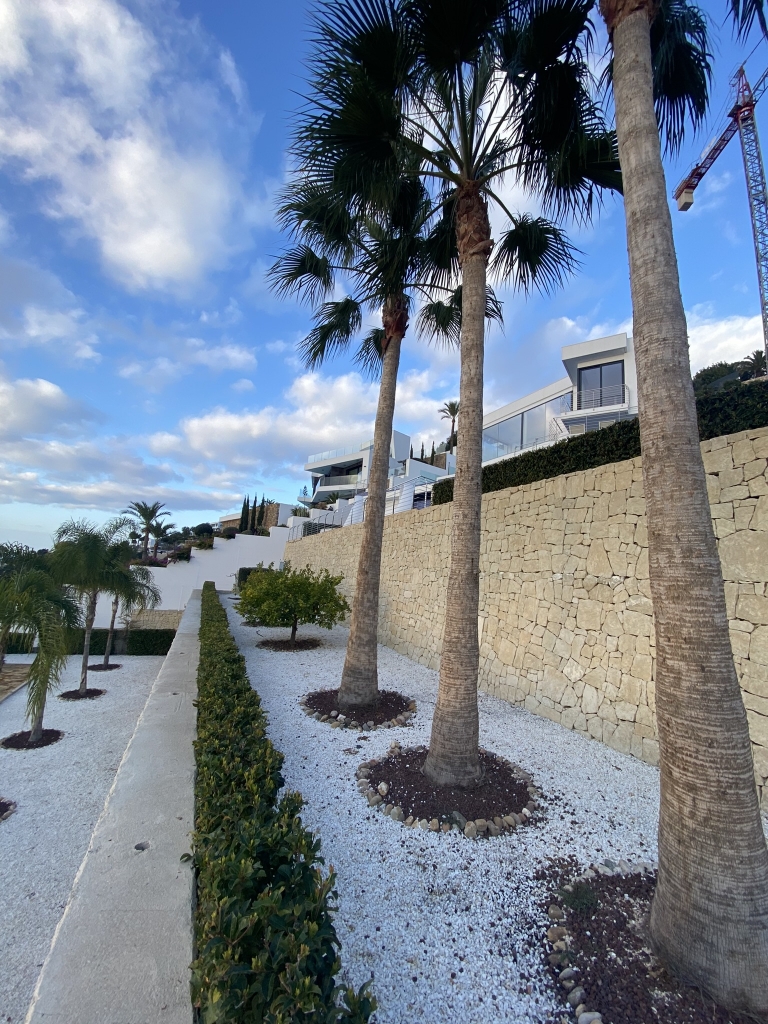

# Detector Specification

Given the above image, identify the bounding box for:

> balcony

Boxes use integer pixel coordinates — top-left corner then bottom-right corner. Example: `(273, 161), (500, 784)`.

(576, 384), (629, 411)
(306, 440), (374, 465)
(314, 473), (360, 491)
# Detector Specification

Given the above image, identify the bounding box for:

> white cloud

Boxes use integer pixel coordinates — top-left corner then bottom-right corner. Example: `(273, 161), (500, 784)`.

(231, 377), (255, 392)
(687, 308), (763, 372)
(0, 0), (261, 293)
(117, 338), (257, 390)
(0, 372), (101, 439)
(266, 339), (290, 354)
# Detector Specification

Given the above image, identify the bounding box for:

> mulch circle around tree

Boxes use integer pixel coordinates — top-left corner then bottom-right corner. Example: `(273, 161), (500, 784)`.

(360, 744), (542, 837)
(257, 638), (322, 652)
(1, 729), (64, 750)
(0, 797), (17, 821)
(59, 688), (106, 701)
(301, 688), (414, 729)
(538, 858), (755, 1024)
(87, 663), (122, 671)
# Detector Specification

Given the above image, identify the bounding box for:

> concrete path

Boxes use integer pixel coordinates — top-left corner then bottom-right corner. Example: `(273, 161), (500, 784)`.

(25, 591), (201, 1024)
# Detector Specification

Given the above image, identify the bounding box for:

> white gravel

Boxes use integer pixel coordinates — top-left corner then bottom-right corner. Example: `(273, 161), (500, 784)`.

(0, 655), (164, 1024)
(225, 600), (662, 1024)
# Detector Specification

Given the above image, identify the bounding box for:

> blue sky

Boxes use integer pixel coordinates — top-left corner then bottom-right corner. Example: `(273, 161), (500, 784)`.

(0, 0), (766, 548)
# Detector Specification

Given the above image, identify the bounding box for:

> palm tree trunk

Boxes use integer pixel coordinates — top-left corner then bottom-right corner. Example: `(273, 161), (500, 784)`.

(338, 304), (405, 711)
(605, 4), (768, 1012)
(80, 590), (98, 695)
(142, 526), (150, 560)
(423, 184), (489, 787)
(103, 595), (119, 668)
(28, 704), (44, 744)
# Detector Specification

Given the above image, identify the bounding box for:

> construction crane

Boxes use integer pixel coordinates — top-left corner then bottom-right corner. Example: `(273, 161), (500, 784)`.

(674, 66), (768, 365)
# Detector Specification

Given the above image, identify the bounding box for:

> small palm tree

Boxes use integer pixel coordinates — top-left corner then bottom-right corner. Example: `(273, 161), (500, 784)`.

(50, 518), (134, 695)
(122, 501), (171, 559)
(149, 520), (177, 558)
(439, 400), (460, 454)
(741, 348), (766, 379)
(0, 549), (80, 744)
(100, 541), (160, 669)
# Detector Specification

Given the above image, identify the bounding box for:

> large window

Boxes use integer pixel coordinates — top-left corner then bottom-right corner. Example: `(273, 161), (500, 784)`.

(578, 361), (625, 409)
(482, 393), (572, 462)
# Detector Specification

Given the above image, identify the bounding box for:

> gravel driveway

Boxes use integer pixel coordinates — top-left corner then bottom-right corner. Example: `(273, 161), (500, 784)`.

(0, 655), (164, 1024)
(225, 599), (662, 1024)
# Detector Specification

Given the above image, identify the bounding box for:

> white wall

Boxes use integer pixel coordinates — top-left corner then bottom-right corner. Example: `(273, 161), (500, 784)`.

(93, 530), (288, 626)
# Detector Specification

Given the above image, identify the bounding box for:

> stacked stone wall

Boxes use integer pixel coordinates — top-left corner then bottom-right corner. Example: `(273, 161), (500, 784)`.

(287, 426), (768, 805)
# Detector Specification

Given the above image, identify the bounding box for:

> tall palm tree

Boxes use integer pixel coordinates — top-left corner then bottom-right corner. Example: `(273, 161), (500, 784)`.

(0, 550), (79, 743)
(597, 0), (768, 1011)
(741, 347), (766, 378)
(310, 0), (620, 782)
(272, 167), (501, 711)
(122, 501), (171, 559)
(100, 541), (160, 669)
(50, 518), (133, 695)
(439, 399), (459, 453)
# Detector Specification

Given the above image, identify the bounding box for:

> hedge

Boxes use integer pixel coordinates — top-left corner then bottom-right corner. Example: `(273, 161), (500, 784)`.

(433, 379), (768, 505)
(60, 628), (176, 656)
(190, 582), (374, 1024)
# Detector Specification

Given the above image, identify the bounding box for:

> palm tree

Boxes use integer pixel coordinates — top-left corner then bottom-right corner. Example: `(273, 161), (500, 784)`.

(272, 167), (501, 712)
(0, 549), (80, 743)
(310, 0), (620, 781)
(121, 501), (171, 559)
(597, 0), (768, 1010)
(439, 400), (459, 453)
(50, 518), (134, 696)
(100, 541), (160, 669)
(741, 348), (766, 378)
(149, 520), (177, 559)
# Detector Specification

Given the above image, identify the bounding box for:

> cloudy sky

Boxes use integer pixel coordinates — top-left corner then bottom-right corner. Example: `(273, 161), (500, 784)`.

(0, 0), (765, 547)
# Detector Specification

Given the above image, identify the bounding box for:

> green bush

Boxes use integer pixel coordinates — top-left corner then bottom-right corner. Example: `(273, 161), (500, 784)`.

(60, 627), (175, 655)
(237, 562), (349, 646)
(433, 382), (768, 505)
(7, 631), (35, 654)
(237, 565), (275, 589)
(191, 582), (373, 1024)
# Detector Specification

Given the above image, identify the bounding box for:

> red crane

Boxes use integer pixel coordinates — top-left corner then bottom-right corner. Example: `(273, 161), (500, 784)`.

(674, 66), (768, 365)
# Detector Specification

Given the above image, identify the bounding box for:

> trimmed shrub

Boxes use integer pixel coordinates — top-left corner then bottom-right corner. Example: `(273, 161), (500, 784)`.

(170, 547), (192, 562)
(433, 382), (768, 505)
(221, 527), (237, 539)
(237, 562), (349, 645)
(191, 582), (373, 1024)
(237, 565), (274, 589)
(196, 536), (214, 550)
(126, 629), (175, 655)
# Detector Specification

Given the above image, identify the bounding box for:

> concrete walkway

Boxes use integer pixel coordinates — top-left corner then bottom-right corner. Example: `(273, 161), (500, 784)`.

(26, 591), (201, 1024)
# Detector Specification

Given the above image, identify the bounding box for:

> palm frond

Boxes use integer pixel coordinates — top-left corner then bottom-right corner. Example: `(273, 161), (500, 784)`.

(298, 297), (364, 369)
(729, 0), (767, 39)
(267, 245), (335, 304)
(416, 283), (503, 345)
(650, 0), (711, 153)
(353, 327), (386, 379)
(490, 214), (578, 293)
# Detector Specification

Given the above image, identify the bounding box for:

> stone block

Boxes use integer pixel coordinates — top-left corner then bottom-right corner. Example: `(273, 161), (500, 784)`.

(624, 610), (653, 637)
(747, 708), (768, 748)
(615, 701), (637, 722)
(750, 476), (768, 497)
(732, 439), (756, 466)
(539, 665), (569, 704)
(721, 485), (750, 502)
(586, 539), (612, 577)
(497, 637), (517, 666)
(750, 626), (768, 666)
(741, 662), (768, 698)
(730, 629), (751, 659)
(642, 738), (660, 766)
(719, 531), (768, 583)
(710, 502), (734, 520)
(744, 459), (767, 481)
(630, 652), (653, 682)
(703, 447), (734, 474)
(581, 683), (602, 715)
(576, 600), (603, 631)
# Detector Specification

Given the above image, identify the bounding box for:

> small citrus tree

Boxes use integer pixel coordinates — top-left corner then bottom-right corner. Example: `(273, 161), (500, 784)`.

(238, 562), (349, 647)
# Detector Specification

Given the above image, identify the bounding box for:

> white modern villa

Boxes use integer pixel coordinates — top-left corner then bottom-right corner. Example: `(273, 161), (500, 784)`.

(286, 332), (637, 538)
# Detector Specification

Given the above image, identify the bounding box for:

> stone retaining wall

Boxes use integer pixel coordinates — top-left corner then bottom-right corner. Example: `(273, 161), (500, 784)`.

(287, 426), (768, 806)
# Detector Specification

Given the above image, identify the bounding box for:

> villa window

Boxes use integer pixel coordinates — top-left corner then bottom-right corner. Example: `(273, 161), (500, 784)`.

(577, 361), (625, 409)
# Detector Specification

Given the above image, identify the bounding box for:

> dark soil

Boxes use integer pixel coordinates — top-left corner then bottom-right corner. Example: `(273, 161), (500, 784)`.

(367, 746), (533, 823)
(304, 688), (411, 726)
(59, 688), (106, 700)
(257, 637), (322, 651)
(87, 663), (122, 671)
(540, 860), (756, 1024)
(1, 729), (64, 749)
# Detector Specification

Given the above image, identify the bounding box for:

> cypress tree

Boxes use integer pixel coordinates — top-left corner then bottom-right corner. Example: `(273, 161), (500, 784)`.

(249, 494), (258, 532)
(239, 495), (249, 532)
(409, 445), (413, 459)
(420, 442), (425, 460)
(256, 495), (266, 527)
(430, 441), (435, 465)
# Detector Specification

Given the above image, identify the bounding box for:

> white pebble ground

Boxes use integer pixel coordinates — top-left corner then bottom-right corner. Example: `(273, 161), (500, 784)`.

(225, 600), (662, 1024)
(0, 655), (164, 1024)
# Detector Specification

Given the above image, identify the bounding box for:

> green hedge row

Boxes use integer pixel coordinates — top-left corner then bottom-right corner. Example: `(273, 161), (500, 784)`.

(60, 628), (176, 656)
(191, 582), (373, 1024)
(433, 379), (768, 505)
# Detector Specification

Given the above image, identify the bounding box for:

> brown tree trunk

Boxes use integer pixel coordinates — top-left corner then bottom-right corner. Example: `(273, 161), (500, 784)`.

(142, 527), (150, 559)
(604, 2), (768, 1013)
(423, 184), (490, 787)
(338, 301), (406, 711)
(80, 590), (98, 695)
(290, 618), (297, 648)
(103, 596), (119, 667)
(28, 704), (44, 744)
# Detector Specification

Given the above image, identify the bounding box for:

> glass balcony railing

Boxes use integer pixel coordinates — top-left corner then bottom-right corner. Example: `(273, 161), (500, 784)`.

(314, 473), (360, 490)
(306, 439), (374, 464)
(576, 384), (629, 411)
